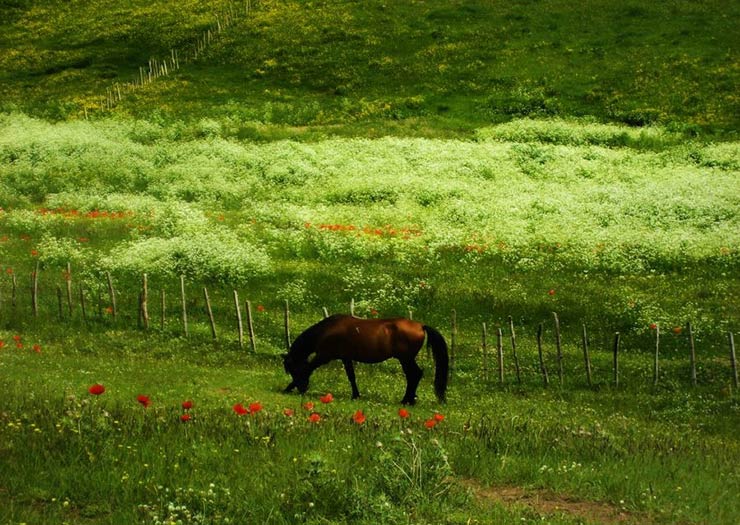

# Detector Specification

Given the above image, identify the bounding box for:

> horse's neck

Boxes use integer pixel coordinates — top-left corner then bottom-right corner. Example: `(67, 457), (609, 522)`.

(290, 336), (315, 361)
(291, 316), (339, 359)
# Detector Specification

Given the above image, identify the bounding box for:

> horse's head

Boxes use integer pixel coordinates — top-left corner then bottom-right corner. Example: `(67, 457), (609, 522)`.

(282, 352), (309, 393)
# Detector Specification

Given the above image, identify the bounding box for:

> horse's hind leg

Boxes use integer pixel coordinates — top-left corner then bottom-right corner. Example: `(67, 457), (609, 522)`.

(342, 359), (360, 399)
(400, 358), (423, 405)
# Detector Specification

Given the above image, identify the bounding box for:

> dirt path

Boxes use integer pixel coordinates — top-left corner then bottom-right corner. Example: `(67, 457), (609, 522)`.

(460, 478), (646, 524)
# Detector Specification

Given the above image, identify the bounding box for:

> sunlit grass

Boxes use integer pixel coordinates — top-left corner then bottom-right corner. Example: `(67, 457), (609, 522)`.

(0, 325), (738, 524)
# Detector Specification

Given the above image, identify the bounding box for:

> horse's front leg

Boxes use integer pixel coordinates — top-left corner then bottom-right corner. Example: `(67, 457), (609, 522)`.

(342, 359), (360, 399)
(298, 354), (332, 394)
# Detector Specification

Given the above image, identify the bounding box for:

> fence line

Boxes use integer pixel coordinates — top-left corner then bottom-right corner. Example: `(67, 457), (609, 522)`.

(88, 0), (259, 115)
(0, 267), (737, 391)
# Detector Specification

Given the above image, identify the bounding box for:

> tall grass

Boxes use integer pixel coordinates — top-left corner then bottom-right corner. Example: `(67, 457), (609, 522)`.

(0, 329), (738, 524)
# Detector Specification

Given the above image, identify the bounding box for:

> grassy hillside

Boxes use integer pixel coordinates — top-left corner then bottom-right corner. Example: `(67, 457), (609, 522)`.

(1, 0), (738, 137)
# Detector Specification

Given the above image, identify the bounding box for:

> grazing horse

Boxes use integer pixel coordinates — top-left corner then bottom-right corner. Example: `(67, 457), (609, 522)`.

(283, 314), (448, 404)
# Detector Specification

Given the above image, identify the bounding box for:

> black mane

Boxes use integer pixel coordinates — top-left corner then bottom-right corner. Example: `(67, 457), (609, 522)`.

(288, 314), (346, 360)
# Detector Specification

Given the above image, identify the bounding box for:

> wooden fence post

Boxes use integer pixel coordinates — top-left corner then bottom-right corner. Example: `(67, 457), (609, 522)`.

(180, 275), (188, 337)
(204, 287), (217, 340)
(729, 332), (738, 389)
(141, 274), (149, 330)
(553, 312), (563, 385)
(613, 332), (621, 388)
(537, 323), (549, 386)
(65, 262), (73, 317)
(12, 272), (17, 307)
(653, 323), (660, 386)
(246, 300), (256, 353)
(105, 272), (116, 319)
(497, 327), (504, 384)
(508, 316), (521, 384)
(284, 299), (291, 351)
(582, 323), (592, 386)
(687, 321), (697, 386)
(234, 290), (244, 349)
(481, 322), (488, 381)
(32, 261), (39, 317)
(79, 284), (87, 323)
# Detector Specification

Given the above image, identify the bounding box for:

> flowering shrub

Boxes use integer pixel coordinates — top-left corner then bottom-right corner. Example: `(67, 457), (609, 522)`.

(0, 115), (736, 332)
(101, 230), (271, 284)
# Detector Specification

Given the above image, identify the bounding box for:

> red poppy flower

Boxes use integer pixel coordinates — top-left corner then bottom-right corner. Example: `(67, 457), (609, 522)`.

(303, 402), (315, 411)
(257, 304), (265, 312)
(424, 419), (437, 429)
(649, 323), (657, 330)
(672, 326), (683, 335)
(137, 395), (151, 408)
(352, 410), (366, 425)
(283, 408), (294, 417)
(233, 403), (249, 415)
(182, 400), (193, 410)
(180, 414), (192, 422)
(398, 408), (410, 419)
(0, 341), (4, 348)
(548, 289), (556, 296)
(249, 402), (263, 414)
(433, 413), (445, 422)
(308, 413), (321, 423)
(88, 383), (105, 395)
(32, 344), (41, 353)
(30, 249), (38, 257)
(12, 335), (21, 342)
(320, 393), (334, 404)
(105, 306), (113, 315)
(5, 267), (12, 274)
(15, 343), (22, 349)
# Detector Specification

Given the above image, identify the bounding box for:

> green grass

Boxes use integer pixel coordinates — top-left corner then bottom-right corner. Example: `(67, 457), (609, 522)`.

(0, 0), (738, 136)
(0, 0), (738, 523)
(1, 326), (738, 524)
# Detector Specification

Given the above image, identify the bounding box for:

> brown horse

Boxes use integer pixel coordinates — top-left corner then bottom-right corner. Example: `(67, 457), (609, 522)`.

(283, 314), (448, 404)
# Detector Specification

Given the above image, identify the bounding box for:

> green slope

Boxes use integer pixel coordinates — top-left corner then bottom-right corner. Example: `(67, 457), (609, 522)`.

(1, 0), (737, 137)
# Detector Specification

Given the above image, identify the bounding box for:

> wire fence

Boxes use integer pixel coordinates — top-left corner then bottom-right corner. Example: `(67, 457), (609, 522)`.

(1, 265), (737, 392)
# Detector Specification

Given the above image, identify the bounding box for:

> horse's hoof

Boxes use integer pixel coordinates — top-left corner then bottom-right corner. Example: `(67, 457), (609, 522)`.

(401, 398), (416, 406)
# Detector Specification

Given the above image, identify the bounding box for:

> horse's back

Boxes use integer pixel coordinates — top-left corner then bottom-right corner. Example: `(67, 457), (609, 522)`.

(314, 315), (425, 363)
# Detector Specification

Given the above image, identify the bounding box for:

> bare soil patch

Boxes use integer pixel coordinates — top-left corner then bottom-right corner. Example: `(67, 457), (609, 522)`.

(460, 478), (646, 524)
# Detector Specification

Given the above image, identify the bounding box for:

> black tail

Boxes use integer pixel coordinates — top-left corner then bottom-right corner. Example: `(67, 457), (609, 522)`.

(423, 325), (449, 403)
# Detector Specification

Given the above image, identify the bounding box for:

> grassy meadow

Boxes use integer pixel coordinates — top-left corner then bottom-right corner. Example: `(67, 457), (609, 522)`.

(0, 0), (739, 524)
